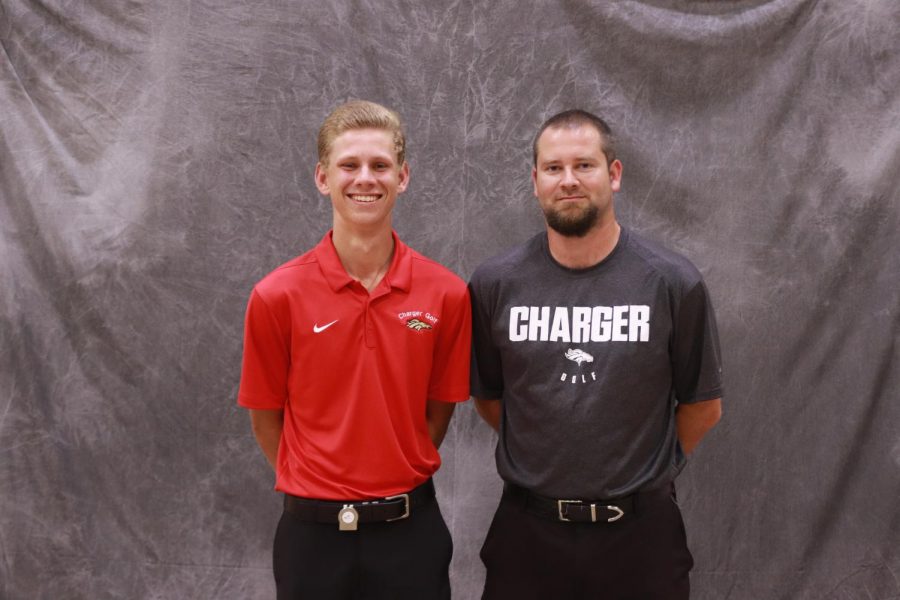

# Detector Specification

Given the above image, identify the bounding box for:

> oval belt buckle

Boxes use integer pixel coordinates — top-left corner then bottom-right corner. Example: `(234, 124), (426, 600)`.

(338, 504), (359, 531)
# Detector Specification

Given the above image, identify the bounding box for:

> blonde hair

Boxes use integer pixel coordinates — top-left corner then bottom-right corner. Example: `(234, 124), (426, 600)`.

(317, 100), (406, 166)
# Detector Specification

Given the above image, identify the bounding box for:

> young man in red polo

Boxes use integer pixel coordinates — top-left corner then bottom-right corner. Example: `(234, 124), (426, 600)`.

(238, 100), (471, 599)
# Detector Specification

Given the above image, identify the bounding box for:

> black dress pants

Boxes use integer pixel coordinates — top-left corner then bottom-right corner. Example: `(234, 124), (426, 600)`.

(273, 497), (453, 600)
(481, 484), (693, 600)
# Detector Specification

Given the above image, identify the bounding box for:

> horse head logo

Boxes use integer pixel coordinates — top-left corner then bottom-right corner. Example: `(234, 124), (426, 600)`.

(406, 318), (433, 331)
(564, 348), (594, 365)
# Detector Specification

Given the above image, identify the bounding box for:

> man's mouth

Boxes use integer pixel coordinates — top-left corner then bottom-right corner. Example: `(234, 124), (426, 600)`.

(349, 194), (380, 203)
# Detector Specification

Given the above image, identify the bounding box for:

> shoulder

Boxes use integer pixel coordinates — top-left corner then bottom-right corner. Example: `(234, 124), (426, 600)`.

(405, 246), (468, 298)
(252, 247), (319, 299)
(622, 229), (705, 292)
(470, 233), (544, 288)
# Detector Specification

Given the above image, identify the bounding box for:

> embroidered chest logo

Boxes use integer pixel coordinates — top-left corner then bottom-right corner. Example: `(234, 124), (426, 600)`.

(398, 310), (439, 332)
(406, 318), (432, 331)
(313, 319), (339, 333)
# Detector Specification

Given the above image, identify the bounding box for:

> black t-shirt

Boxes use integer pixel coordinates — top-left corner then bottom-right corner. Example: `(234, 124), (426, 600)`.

(469, 228), (724, 498)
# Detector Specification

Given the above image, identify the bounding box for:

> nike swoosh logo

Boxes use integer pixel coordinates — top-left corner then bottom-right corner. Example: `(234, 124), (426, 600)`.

(313, 320), (339, 333)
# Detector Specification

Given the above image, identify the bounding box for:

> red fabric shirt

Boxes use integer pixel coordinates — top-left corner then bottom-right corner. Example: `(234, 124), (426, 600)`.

(238, 231), (471, 499)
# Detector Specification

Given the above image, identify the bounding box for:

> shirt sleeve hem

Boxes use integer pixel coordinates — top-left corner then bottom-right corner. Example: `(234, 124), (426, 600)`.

(678, 388), (723, 404)
(237, 393), (286, 410)
(470, 385), (503, 400)
(427, 390), (471, 403)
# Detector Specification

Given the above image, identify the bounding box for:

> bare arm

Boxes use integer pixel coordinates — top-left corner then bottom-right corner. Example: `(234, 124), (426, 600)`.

(249, 409), (284, 470)
(474, 397), (501, 432)
(426, 400), (457, 449)
(676, 398), (721, 455)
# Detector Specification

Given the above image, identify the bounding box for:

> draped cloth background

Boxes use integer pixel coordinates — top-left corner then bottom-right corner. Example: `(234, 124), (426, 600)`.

(2, 1), (899, 598)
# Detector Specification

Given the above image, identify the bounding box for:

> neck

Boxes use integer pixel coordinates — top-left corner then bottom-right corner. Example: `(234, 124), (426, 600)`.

(331, 225), (395, 291)
(546, 218), (621, 269)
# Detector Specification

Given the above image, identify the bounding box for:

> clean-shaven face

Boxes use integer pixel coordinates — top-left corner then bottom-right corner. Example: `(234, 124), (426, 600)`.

(315, 128), (409, 231)
(532, 125), (622, 238)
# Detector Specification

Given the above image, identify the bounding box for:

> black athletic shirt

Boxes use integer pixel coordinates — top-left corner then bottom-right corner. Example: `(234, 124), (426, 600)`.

(469, 227), (724, 498)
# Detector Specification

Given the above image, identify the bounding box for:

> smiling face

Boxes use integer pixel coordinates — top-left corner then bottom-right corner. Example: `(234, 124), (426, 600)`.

(315, 128), (409, 234)
(532, 124), (622, 238)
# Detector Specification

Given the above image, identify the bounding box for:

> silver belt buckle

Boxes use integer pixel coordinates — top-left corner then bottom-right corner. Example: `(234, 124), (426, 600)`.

(384, 493), (410, 521)
(557, 499), (579, 522)
(558, 499), (625, 522)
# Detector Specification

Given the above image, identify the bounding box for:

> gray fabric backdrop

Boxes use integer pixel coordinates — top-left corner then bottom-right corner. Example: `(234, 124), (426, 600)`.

(2, 0), (899, 598)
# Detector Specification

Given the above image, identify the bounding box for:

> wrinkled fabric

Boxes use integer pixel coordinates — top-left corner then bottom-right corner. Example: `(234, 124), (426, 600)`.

(1, 1), (898, 598)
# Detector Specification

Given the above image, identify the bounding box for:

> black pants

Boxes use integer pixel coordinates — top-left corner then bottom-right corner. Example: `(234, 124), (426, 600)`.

(273, 497), (453, 600)
(481, 484), (693, 600)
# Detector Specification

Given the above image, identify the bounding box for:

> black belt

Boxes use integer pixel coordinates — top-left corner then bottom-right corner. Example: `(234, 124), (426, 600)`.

(504, 483), (665, 523)
(283, 479), (435, 528)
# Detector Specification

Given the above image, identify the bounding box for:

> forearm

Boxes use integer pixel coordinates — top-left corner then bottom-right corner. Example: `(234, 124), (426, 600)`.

(249, 409), (284, 470)
(426, 400), (457, 449)
(676, 398), (722, 455)
(474, 398), (501, 432)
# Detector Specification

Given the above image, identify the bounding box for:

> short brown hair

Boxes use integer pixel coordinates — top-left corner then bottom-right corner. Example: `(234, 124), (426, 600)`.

(533, 109), (616, 166)
(317, 100), (406, 166)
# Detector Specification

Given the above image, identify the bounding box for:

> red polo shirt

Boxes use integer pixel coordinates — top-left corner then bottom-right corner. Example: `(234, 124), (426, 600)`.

(238, 231), (471, 500)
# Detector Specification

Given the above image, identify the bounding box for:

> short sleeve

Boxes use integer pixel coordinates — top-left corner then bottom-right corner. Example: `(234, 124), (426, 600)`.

(237, 288), (290, 409)
(469, 270), (504, 400)
(427, 284), (472, 402)
(671, 279), (724, 404)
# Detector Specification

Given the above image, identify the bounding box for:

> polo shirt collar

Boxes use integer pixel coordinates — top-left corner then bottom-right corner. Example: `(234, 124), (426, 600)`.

(314, 230), (412, 293)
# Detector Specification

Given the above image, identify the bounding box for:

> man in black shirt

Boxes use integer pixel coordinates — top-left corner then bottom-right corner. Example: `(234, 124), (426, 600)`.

(469, 109), (724, 599)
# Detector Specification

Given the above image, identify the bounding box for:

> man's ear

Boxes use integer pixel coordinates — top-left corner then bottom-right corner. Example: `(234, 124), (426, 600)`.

(396, 161), (410, 193)
(314, 162), (330, 195)
(608, 159), (623, 192)
(531, 167), (538, 197)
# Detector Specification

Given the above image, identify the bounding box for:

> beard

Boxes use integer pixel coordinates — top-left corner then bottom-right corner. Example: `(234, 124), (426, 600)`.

(543, 203), (599, 238)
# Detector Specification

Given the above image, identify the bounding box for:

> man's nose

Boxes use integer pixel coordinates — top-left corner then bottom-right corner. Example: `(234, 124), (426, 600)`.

(357, 165), (376, 183)
(561, 167), (579, 187)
